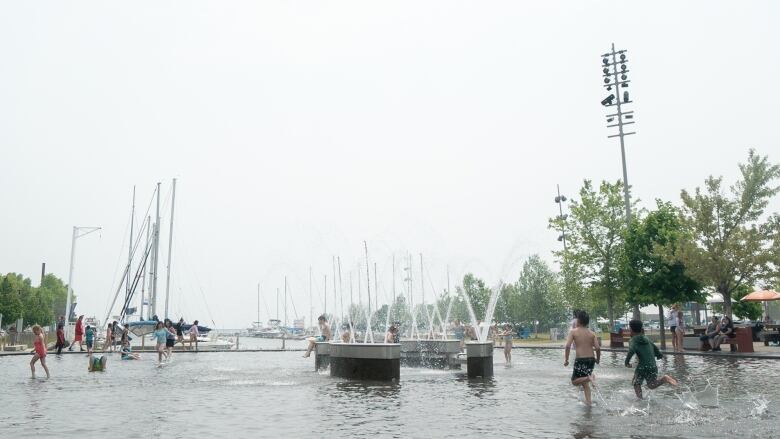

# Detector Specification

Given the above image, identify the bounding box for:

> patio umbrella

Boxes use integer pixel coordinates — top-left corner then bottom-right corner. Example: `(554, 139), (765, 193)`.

(740, 290), (780, 321)
(740, 290), (780, 302)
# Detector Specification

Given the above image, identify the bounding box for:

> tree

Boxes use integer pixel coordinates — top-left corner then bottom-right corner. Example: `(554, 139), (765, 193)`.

(0, 274), (25, 325)
(731, 301), (763, 321)
(673, 150), (780, 317)
(514, 255), (567, 333)
(39, 274), (70, 320)
(621, 202), (704, 348)
(550, 180), (635, 326)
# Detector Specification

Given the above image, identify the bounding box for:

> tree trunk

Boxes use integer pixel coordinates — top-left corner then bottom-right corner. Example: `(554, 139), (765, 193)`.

(719, 285), (732, 318)
(658, 304), (666, 350)
(632, 304), (641, 321)
(607, 295), (615, 329)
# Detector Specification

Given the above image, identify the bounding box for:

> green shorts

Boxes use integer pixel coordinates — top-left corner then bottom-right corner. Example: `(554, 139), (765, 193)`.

(632, 365), (658, 386)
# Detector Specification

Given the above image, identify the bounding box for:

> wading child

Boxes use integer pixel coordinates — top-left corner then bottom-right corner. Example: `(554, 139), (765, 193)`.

(85, 325), (95, 356)
(30, 325), (51, 379)
(121, 340), (140, 360)
(564, 311), (600, 406)
(165, 320), (176, 360)
(88, 354), (107, 372)
(153, 321), (169, 364)
(625, 320), (678, 399)
(498, 324), (513, 364)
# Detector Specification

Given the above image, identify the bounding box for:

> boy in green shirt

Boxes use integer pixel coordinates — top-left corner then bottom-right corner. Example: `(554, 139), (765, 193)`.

(625, 320), (678, 399)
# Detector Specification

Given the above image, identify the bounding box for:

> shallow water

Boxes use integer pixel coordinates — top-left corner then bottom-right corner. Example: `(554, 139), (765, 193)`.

(0, 346), (776, 438)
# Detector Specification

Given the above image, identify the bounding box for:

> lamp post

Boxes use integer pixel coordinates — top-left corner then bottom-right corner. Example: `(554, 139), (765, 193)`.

(601, 43), (640, 320)
(554, 185), (568, 251)
(64, 226), (101, 340)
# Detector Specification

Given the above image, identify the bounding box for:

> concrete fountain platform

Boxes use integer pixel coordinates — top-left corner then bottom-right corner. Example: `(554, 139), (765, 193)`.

(466, 341), (494, 378)
(329, 343), (401, 381)
(400, 339), (462, 369)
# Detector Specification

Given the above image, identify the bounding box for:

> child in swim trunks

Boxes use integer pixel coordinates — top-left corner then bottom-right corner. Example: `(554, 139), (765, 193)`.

(564, 311), (600, 406)
(625, 319), (678, 399)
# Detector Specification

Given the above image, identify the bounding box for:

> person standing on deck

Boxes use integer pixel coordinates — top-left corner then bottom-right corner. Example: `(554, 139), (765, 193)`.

(175, 318), (185, 348)
(69, 315), (84, 352)
(55, 316), (66, 355)
(189, 320), (200, 352)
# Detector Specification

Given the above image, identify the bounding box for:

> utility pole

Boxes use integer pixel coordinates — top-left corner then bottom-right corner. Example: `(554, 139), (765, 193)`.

(600, 42), (638, 319)
(64, 226), (101, 339)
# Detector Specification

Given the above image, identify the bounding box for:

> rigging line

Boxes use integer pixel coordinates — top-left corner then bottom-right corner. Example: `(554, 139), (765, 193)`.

(102, 211), (132, 322)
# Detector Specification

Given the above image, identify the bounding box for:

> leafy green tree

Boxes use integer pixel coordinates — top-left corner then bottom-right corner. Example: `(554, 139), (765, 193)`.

(621, 202), (704, 348)
(0, 274), (26, 324)
(514, 255), (567, 333)
(550, 180), (635, 326)
(731, 301), (763, 321)
(39, 274), (70, 320)
(673, 150), (780, 317)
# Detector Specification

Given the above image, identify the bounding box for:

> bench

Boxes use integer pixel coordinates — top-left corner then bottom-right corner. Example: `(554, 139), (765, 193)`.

(718, 327), (754, 353)
(609, 330), (632, 348)
(759, 331), (780, 346)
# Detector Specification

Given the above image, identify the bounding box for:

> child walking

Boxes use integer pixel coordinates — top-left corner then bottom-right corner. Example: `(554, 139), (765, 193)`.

(85, 325), (95, 356)
(625, 320), (678, 399)
(153, 321), (169, 364)
(564, 311), (600, 406)
(30, 325), (51, 379)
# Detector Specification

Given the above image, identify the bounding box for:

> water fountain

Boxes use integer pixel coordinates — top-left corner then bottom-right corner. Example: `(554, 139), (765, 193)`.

(463, 282), (502, 378)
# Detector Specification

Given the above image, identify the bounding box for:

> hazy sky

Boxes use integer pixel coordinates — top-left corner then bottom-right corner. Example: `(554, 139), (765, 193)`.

(1, 1), (778, 328)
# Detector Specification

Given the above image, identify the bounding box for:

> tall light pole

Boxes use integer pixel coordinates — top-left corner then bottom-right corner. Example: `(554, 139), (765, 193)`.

(554, 185), (568, 252)
(600, 42), (639, 319)
(64, 226), (101, 340)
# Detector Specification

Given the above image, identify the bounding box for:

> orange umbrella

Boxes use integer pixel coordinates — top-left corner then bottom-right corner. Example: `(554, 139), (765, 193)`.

(741, 290), (780, 302)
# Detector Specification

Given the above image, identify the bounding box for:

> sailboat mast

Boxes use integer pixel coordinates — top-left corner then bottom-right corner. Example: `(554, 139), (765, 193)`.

(276, 288), (279, 320)
(337, 256), (343, 318)
(332, 257), (337, 320)
(284, 276), (288, 327)
(392, 254), (396, 304)
(257, 283), (261, 326)
(127, 186), (135, 304)
(324, 274), (327, 315)
(364, 241), (371, 317)
(151, 182), (161, 318)
(164, 178), (176, 319)
(140, 215), (150, 320)
(309, 267), (313, 329)
(374, 262), (378, 313)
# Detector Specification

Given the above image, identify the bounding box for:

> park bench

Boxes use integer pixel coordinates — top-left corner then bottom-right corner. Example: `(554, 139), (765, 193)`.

(718, 327), (754, 353)
(609, 329), (632, 348)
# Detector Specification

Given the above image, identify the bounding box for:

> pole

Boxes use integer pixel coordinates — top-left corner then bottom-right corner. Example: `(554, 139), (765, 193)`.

(64, 227), (77, 335)
(164, 178), (177, 319)
(309, 267), (313, 329)
(151, 182), (161, 318)
(392, 254), (396, 304)
(324, 274), (327, 315)
(609, 42), (637, 319)
(40, 263), (46, 286)
(127, 186), (135, 302)
(374, 262), (378, 313)
(556, 184), (568, 251)
(284, 276), (288, 327)
(141, 216), (150, 320)
(258, 283), (261, 328)
(337, 256), (343, 318)
(276, 288), (279, 320)
(364, 241), (371, 316)
(332, 257), (337, 320)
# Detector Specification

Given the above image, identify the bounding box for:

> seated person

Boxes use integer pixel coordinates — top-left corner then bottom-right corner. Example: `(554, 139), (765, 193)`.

(699, 316), (720, 350)
(120, 341), (140, 360)
(711, 315), (735, 351)
(303, 315), (332, 358)
(88, 354), (107, 372)
(384, 324), (399, 344)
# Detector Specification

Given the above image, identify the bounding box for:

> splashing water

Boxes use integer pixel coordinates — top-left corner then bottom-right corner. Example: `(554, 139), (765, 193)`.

(747, 395), (769, 418)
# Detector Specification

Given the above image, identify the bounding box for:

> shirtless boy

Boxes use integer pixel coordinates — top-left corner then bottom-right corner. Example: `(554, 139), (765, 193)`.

(564, 311), (601, 406)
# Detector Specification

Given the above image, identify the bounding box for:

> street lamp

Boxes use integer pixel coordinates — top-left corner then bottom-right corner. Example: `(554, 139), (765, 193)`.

(554, 184), (569, 251)
(600, 43), (635, 224)
(600, 43), (639, 318)
(64, 226), (101, 340)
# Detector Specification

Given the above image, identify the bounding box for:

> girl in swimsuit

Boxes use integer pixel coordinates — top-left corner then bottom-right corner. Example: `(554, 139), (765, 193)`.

(30, 325), (50, 379)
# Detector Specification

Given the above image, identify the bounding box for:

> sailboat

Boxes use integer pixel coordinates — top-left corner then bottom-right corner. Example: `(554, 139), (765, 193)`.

(106, 180), (233, 351)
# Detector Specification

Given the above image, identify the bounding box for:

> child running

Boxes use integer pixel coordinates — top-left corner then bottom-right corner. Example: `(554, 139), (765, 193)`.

(30, 325), (51, 379)
(625, 319), (678, 399)
(564, 311), (600, 406)
(164, 320), (176, 360)
(153, 321), (169, 364)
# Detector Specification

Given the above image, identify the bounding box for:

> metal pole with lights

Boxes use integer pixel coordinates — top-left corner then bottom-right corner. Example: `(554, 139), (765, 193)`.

(554, 184), (568, 251)
(600, 43), (639, 318)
